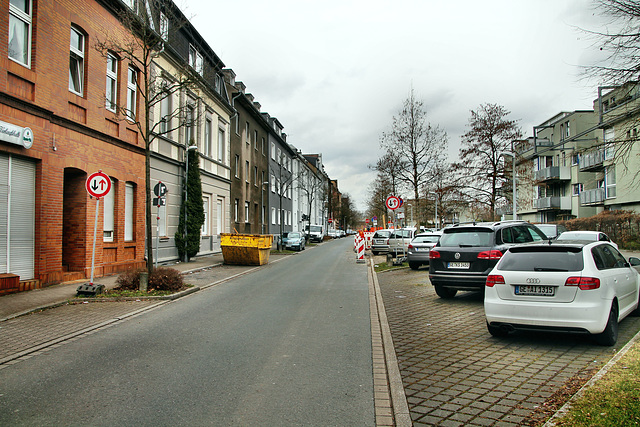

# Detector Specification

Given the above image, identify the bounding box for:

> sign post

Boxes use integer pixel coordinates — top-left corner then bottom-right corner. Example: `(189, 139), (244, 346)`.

(153, 182), (168, 268)
(77, 170), (111, 296)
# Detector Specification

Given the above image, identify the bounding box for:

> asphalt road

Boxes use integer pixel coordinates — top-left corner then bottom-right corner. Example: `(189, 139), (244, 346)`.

(0, 239), (374, 426)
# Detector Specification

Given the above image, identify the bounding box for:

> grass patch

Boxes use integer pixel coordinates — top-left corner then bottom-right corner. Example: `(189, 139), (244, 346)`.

(551, 344), (640, 426)
(75, 285), (193, 299)
(374, 261), (409, 272)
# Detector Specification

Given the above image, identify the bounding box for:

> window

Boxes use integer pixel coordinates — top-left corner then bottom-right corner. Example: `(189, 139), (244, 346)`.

(271, 174), (276, 192)
(254, 166), (258, 186)
(202, 195), (210, 235)
(103, 178), (115, 242)
(189, 45), (203, 75)
(277, 148), (282, 163)
(159, 88), (171, 134)
(234, 155), (239, 178)
(572, 183), (583, 196)
(245, 160), (249, 182)
(216, 198), (224, 235)
(234, 199), (239, 222)
(245, 201), (250, 223)
(254, 131), (258, 150)
(271, 207), (276, 225)
(69, 27), (85, 95)
(565, 121), (570, 138)
(124, 182), (134, 241)
(9, 0), (32, 67)
(204, 117), (212, 157)
(605, 166), (616, 199)
(245, 122), (250, 144)
(106, 53), (118, 112)
(126, 66), (137, 120)
(271, 142), (276, 160)
(262, 137), (266, 155)
(159, 12), (169, 41)
(217, 126), (226, 162)
(185, 101), (195, 144)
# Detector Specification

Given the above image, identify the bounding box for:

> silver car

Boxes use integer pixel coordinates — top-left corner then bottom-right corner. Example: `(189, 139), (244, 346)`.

(371, 229), (392, 255)
(283, 231), (306, 251)
(407, 232), (441, 270)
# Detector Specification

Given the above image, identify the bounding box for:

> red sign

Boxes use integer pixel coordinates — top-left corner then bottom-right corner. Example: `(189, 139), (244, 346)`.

(86, 170), (111, 199)
(328, 218), (333, 223)
(365, 218), (370, 223)
(386, 195), (401, 210)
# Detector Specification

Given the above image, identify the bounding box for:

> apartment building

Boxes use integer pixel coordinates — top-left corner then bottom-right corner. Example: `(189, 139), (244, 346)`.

(1, 0), (148, 288)
(223, 70), (270, 235)
(265, 115), (295, 240)
(147, 1), (233, 262)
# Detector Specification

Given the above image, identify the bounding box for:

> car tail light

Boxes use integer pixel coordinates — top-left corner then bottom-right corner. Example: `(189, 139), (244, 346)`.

(430, 250), (441, 259)
(477, 250), (503, 260)
(565, 276), (600, 290)
(486, 275), (505, 287)
(408, 244), (414, 250)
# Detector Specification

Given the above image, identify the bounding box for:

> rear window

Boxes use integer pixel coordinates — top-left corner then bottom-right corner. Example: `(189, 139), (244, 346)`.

(373, 231), (390, 238)
(413, 235), (440, 243)
(439, 229), (493, 247)
(497, 247), (584, 272)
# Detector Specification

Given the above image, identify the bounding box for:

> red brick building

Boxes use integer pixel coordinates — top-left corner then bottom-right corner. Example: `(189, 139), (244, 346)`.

(0, 0), (146, 292)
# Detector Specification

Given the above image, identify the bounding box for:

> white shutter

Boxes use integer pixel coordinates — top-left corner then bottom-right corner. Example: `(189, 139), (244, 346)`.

(103, 179), (114, 242)
(1, 155), (35, 279)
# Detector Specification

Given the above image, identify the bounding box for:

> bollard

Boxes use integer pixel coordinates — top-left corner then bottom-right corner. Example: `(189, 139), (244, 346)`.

(139, 271), (148, 292)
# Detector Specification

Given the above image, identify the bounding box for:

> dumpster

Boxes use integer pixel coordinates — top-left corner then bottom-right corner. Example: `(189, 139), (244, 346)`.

(220, 233), (274, 266)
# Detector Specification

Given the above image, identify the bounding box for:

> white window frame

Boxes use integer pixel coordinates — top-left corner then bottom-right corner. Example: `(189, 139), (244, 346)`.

(244, 201), (250, 223)
(159, 12), (169, 41)
(185, 100), (195, 145)
(106, 53), (118, 112)
(189, 45), (203, 75)
(103, 179), (115, 242)
(245, 160), (249, 182)
(126, 66), (137, 121)
(271, 142), (276, 160)
(204, 117), (212, 158)
(9, 0), (32, 67)
(217, 126), (225, 163)
(234, 199), (239, 222)
(69, 27), (85, 95)
(245, 122), (250, 144)
(124, 182), (134, 241)
(605, 166), (616, 199)
(201, 194), (210, 235)
(235, 155), (239, 178)
(271, 207), (276, 225)
(159, 88), (171, 134)
(572, 183), (583, 196)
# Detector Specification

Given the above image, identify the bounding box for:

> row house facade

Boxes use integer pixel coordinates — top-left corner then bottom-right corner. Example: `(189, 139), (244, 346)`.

(0, 0), (148, 289)
(515, 83), (640, 223)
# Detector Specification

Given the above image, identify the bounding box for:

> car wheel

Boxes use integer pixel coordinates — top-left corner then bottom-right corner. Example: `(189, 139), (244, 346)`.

(434, 285), (457, 299)
(409, 262), (420, 270)
(594, 303), (619, 346)
(487, 323), (509, 338)
(372, 251), (378, 256)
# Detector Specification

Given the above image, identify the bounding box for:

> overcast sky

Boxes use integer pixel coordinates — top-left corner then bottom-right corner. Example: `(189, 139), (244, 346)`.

(182, 0), (610, 212)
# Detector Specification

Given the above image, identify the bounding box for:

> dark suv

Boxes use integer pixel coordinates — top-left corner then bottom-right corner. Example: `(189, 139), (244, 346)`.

(429, 221), (547, 299)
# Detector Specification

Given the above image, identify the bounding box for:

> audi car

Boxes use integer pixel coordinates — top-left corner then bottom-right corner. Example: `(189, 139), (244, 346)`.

(484, 240), (640, 346)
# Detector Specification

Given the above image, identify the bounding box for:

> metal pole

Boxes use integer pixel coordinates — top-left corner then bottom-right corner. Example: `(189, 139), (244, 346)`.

(155, 204), (160, 269)
(184, 150), (189, 263)
(90, 198), (100, 284)
(512, 141), (517, 220)
(435, 196), (438, 231)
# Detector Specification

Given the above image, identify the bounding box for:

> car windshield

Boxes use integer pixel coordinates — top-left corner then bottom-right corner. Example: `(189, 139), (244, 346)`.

(439, 230), (493, 247)
(413, 235), (440, 243)
(288, 232), (301, 239)
(498, 246), (584, 272)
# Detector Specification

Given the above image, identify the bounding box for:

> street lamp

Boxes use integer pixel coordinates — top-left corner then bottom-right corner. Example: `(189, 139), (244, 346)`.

(261, 181), (269, 234)
(183, 144), (198, 262)
(499, 149), (517, 220)
(428, 192), (438, 231)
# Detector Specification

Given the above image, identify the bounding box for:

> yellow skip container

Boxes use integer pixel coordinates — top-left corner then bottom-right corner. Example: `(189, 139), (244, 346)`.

(220, 233), (274, 266)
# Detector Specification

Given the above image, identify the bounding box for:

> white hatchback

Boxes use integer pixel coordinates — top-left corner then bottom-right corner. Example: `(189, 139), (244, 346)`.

(484, 241), (640, 346)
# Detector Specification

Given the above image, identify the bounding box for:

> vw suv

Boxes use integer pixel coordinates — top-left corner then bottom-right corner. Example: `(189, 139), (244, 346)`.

(429, 221), (547, 299)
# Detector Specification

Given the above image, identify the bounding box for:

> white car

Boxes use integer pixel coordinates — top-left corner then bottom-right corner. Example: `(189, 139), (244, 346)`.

(555, 230), (618, 249)
(484, 240), (640, 346)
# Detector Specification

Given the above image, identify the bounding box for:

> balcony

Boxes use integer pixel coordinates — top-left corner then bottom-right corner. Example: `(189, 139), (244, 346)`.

(580, 188), (605, 205)
(579, 149), (604, 172)
(535, 196), (571, 211)
(534, 166), (571, 182)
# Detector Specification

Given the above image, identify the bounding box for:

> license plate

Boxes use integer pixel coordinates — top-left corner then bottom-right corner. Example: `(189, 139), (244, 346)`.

(515, 285), (555, 296)
(447, 262), (470, 269)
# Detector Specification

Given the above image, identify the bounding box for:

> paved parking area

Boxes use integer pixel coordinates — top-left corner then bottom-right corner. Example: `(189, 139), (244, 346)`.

(377, 266), (640, 426)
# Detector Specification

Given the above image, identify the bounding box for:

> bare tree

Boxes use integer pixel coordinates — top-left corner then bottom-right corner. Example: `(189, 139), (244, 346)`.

(271, 151), (296, 249)
(365, 172), (394, 227)
(94, 1), (203, 273)
(380, 89), (448, 204)
(453, 104), (522, 219)
(297, 166), (326, 241)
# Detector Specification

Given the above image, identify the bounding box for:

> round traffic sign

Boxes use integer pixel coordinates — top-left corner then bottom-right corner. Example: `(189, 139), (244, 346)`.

(385, 195), (401, 210)
(86, 170), (111, 199)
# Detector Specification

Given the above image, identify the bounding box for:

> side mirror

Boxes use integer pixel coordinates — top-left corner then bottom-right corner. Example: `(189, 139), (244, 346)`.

(629, 257), (640, 266)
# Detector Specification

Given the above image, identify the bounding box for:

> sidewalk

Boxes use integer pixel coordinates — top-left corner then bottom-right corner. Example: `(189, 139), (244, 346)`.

(0, 253), (226, 322)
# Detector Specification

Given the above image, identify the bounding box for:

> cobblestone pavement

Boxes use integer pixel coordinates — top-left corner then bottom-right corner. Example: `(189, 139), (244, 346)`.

(377, 266), (640, 426)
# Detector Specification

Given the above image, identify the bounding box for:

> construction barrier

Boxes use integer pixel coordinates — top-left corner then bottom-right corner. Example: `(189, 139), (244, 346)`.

(220, 233), (274, 266)
(355, 235), (365, 263)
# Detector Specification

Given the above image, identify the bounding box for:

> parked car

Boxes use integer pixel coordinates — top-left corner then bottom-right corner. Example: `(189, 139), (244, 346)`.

(283, 231), (306, 251)
(407, 232), (442, 270)
(429, 221), (547, 299)
(484, 240), (640, 346)
(387, 228), (417, 255)
(371, 229), (393, 255)
(556, 230), (618, 249)
(533, 223), (567, 239)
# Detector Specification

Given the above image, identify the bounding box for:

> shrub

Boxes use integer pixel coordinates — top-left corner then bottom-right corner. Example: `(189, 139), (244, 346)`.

(115, 267), (184, 293)
(558, 210), (640, 250)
